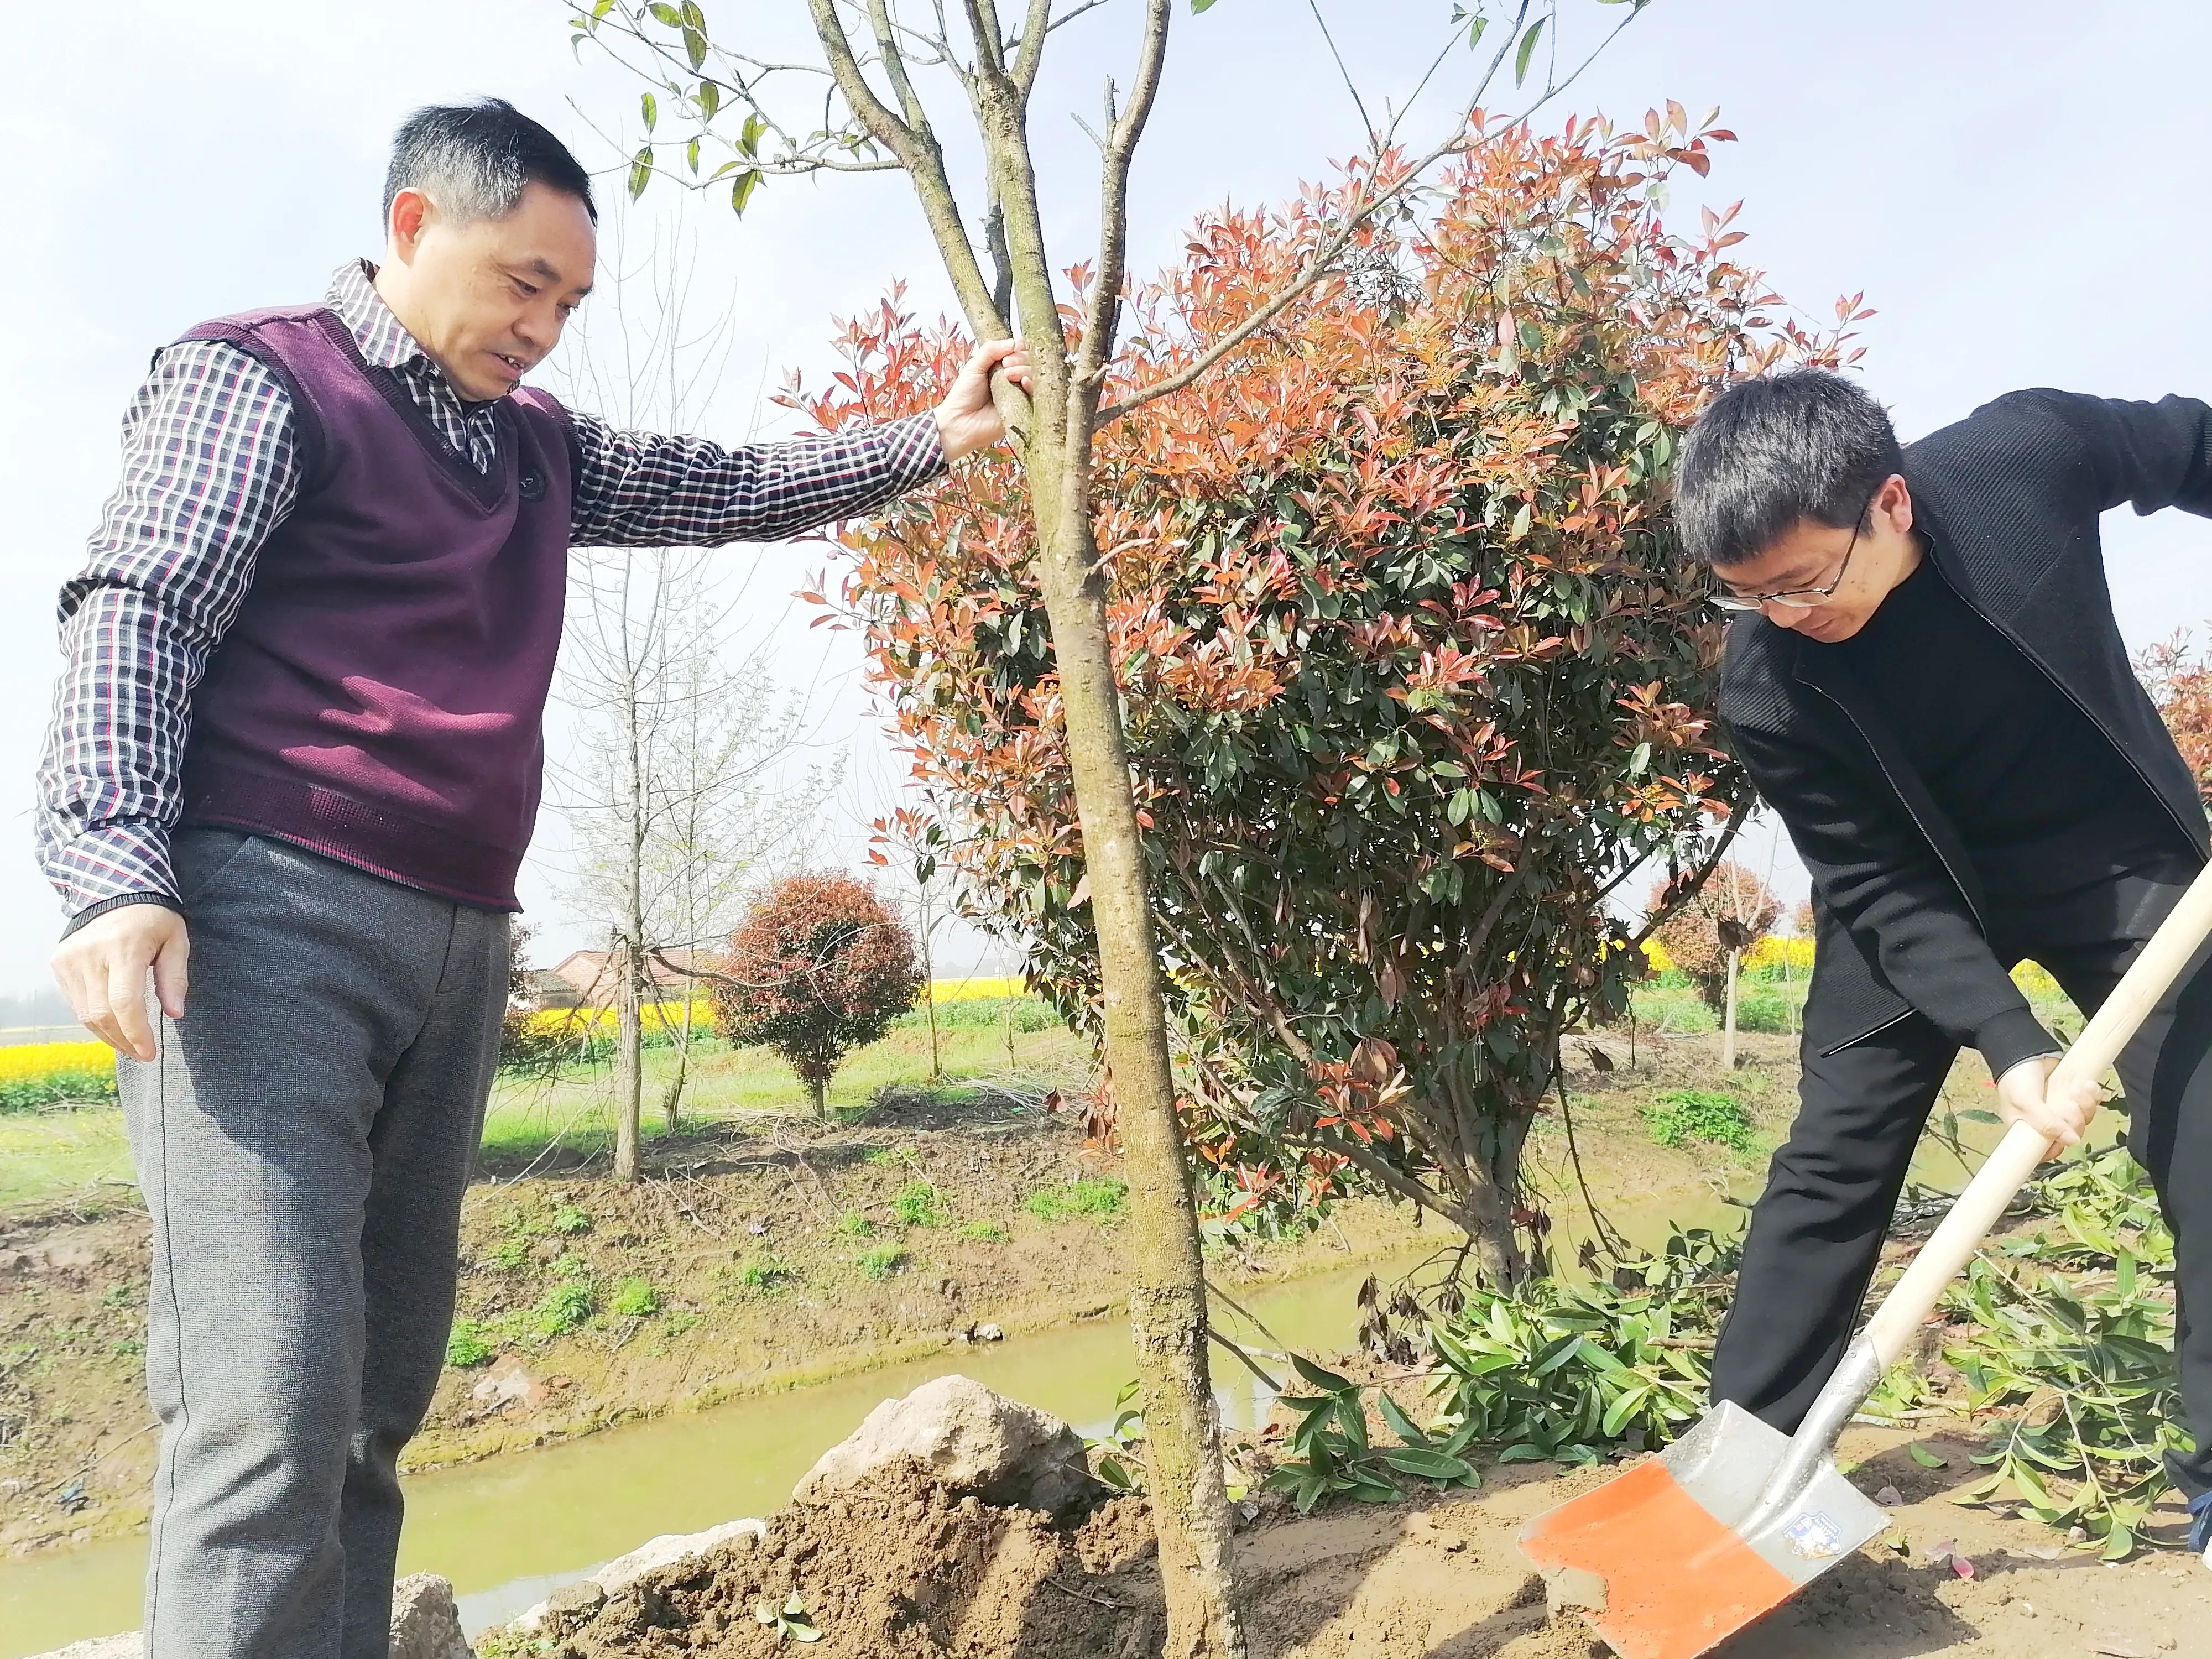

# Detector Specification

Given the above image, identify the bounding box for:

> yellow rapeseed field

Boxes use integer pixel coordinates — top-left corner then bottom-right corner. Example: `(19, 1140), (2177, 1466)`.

(0, 1040), (117, 1109)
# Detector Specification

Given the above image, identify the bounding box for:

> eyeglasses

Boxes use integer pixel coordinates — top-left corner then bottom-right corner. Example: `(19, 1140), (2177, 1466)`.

(1709, 499), (1872, 614)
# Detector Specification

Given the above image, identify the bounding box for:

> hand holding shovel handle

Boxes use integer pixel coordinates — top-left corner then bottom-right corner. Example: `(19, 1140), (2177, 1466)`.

(1749, 857), (2212, 1531)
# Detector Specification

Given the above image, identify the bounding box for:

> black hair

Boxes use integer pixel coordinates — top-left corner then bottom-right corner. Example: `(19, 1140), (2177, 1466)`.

(383, 97), (597, 228)
(1674, 369), (1902, 567)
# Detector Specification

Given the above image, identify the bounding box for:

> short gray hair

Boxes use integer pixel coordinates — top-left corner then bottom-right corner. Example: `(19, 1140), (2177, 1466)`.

(383, 97), (597, 227)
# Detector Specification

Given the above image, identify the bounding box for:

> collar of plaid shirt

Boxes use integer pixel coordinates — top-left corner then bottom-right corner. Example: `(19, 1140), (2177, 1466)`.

(326, 259), (502, 473)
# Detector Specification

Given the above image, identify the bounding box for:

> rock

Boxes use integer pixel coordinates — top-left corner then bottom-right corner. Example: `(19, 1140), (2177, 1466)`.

(32, 1578), (467, 1659)
(595, 1519), (765, 1599)
(973, 1323), (1005, 1343)
(469, 1361), (547, 1413)
(509, 1519), (766, 1635)
(389, 1574), (471, 1659)
(794, 1374), (1101, 1515)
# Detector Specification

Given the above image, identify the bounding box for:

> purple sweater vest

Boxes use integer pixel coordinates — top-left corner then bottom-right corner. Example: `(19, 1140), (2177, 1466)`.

(176, 305), (575, 909)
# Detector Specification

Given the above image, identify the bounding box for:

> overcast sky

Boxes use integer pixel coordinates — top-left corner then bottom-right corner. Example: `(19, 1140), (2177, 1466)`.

(4, 0), (2209, 996)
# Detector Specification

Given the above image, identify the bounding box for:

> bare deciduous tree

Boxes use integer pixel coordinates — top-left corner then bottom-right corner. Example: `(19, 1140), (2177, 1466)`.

(552, 220), (841, 1179)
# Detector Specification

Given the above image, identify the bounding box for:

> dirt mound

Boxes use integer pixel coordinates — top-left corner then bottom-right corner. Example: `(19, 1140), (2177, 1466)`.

(530, 1431), (2211, 1659)
(538, 1460), (1161, 1658)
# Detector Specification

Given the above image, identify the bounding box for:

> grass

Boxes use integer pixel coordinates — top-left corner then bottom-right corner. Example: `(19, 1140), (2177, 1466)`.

(734, 1254), (794, 1294)
(611, 1276), (660, 1317)
(474, 1000), (1085, 1170)
(957, 1220), (1010, 1243)
(1022, 1176), (1128, 1223)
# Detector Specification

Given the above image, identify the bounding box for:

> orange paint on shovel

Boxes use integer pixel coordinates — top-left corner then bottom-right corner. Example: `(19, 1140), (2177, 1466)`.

(1520, 1460), (1798, 1659)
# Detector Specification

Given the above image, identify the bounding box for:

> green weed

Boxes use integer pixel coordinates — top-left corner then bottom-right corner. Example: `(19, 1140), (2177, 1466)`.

(957, 1220), (1010, 1243)
(858, 1244), (909, 1280)
(551, 1205), (592, 1235)
(836, 1211), (878, 1238)
(533, 1282), (593, 1335)
(611, 1277), (660, 1318)
(893, 1181), (946, 1227)
(1641, 1089), (1756, 1152)
(487, 1238), (530, 1273)
(445, 1320), (496, 1368)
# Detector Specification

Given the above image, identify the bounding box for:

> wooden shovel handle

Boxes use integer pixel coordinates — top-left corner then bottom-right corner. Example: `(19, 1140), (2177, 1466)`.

(1861, 858), (2212, 1369)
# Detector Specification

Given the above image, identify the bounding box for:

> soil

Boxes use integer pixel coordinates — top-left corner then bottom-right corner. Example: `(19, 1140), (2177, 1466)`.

(512, 1430), (2208, 1659)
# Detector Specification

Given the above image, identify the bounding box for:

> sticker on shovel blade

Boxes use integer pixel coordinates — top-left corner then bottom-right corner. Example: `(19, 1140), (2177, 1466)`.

(1786, 1511), (1846, 1560)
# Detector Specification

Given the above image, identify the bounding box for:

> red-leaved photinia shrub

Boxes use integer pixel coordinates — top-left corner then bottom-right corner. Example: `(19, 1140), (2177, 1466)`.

(709, 874), (920, 1115)
(792, 109), (1863, 1280)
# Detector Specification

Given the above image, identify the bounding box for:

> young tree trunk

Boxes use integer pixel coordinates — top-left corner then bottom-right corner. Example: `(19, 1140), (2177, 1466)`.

(1721, 946), (1741, 1071)
(661, 991), (694, 1130)
(613, 936), (645, 1181)
(918, 884), (941, 1081)
(1032, 482), (1246, 1659)
(806, 1072), (829, 1119)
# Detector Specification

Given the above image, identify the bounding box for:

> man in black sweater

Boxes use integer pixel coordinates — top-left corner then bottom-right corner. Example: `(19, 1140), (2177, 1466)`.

(1677, 371), (2212, 1567)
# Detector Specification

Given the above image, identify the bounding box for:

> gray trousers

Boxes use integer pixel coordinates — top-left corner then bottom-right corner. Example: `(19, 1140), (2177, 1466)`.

(118, 829), (509, 1659)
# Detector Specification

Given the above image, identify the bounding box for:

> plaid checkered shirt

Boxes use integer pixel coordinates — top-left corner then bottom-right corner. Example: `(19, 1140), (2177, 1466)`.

(38, 260), (945, 923)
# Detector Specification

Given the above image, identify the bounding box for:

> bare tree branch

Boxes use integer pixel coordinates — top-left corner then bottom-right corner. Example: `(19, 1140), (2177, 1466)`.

(1306, 0), (1377, 144)
(1009, 0), (1055, 97)
(1069, 0), (1171, 404)
(806, 0), (1014, 340)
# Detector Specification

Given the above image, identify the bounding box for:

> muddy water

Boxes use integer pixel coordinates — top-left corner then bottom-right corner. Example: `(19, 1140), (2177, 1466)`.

(1, 1181), (1762, 1656)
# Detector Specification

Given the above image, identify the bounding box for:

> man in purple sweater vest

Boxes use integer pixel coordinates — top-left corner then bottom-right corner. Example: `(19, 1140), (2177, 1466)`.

(35, 100), (1030, 1659)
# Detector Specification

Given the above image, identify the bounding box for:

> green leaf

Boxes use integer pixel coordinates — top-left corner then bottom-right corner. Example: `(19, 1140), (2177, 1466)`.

(640, 91), (658, 131)
(1514, 17), (1546, 86)
(1601, 1384), (1652, 1437)
(1376, 1392), (1432, 1449)
(1906, 1443), (1948, 1469)
(646, 1), (682, 24)
(1193, 0), (1219, 11)
(1381, 1446), (1474, 1481)
(628, 145), (654, 201)
(698, 80), (721, 121)
(730, 168), (761, 214)
(686, 137), (701, 174)
(1292, 1353), (1354, 1394)
(1465, 14), (1488, 48)
(683, 24), (708, 68)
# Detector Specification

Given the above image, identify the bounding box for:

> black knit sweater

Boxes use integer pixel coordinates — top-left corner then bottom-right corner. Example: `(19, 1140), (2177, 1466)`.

(1719, 390), (2212, 1067)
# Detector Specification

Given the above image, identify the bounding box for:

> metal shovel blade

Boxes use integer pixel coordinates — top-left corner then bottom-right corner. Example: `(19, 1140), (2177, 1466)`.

(1517, 1402), (1890, 1659)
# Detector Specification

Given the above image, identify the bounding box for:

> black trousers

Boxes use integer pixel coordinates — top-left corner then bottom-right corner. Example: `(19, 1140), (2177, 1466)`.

(1709, 865), (2212, 1500)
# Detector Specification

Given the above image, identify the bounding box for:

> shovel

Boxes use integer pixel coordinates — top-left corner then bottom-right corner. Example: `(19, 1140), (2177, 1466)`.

(1518, 859), (2212, 1659)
